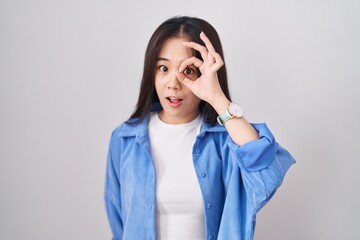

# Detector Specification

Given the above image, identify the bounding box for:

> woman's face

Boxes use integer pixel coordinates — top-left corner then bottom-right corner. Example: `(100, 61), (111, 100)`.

(155, 37), (202, 124)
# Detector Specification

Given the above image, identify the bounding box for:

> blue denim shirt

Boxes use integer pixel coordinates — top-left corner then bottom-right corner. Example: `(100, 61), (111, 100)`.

(104, 111), (295, 240)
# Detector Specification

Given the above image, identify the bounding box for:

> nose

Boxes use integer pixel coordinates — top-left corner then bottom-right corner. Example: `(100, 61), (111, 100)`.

(167, 71), (181, 90)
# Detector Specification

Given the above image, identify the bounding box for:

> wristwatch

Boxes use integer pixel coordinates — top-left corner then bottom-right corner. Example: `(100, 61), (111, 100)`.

(217, 102), (244, 125)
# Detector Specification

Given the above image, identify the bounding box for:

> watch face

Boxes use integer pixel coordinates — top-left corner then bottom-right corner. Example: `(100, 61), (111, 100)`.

(229, 103), (244, 117)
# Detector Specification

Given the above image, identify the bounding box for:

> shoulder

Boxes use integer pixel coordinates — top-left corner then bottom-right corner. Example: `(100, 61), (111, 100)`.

(199, 120), (227, 138)
(109, 116), (149, 143)
(197, 121), (230, 150)
(200, 122), (273, 148)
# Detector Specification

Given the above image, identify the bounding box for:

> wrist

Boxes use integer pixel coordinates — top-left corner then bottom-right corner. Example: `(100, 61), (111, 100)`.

(216, 101), (245, 125)
(209, 94), (230, 115)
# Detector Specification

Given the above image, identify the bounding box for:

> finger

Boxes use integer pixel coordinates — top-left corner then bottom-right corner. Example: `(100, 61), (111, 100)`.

(182, 41), (208, 62)
(209, 51), (224, 71)
(200, 32), (218, 65)
(207, 51), (216, 65)
(178, 56), (203, 73)
(200, 32), (216, 52)
(175, 72), (195, 91)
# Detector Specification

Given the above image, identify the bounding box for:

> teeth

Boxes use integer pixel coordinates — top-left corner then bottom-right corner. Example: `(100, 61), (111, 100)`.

(168, 97), (181, 103)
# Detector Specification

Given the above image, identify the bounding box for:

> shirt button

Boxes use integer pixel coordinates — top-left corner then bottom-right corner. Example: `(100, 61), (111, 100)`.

(208, 235), (214, 240)
(149, 205), (153, 210)
(200, 172), (207, 178)
(207, 203), (213, 209)
(195, 148), (201, 154)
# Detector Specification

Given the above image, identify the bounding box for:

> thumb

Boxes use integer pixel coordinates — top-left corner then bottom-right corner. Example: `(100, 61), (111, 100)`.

(176, 72), (193, 90)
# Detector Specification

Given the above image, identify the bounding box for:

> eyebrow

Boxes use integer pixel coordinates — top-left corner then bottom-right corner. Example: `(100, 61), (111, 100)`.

(157, 57), (169, 61)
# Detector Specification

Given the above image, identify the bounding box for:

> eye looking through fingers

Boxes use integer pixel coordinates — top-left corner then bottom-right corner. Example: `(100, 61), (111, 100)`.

(183, 66), (199, 80)
(184, 68), (192, 75)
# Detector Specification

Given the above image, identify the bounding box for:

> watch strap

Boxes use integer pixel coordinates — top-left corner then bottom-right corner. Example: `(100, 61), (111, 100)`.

(217, 109), (232, 125)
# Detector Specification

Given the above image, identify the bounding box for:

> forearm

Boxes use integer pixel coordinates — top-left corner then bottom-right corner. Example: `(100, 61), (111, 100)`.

(209, 94), (259, 145)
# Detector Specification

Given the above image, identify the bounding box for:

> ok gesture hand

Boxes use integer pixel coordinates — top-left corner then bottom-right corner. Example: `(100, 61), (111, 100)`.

(176, 32), (227, 105)
(176, 32), (260, 145)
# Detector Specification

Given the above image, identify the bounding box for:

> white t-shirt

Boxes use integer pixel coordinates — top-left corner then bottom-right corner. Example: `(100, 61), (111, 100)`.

(148, 112), (205, 240)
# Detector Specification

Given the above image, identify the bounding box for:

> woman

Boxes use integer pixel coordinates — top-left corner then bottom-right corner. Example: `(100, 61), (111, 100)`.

(104, 16), (295, 240)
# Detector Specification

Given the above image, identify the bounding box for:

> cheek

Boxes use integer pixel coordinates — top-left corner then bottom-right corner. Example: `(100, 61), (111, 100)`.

(154, 76), (164, 94)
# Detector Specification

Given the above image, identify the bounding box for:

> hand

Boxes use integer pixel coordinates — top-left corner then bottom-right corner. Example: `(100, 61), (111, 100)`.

(176, 32), (227, 105)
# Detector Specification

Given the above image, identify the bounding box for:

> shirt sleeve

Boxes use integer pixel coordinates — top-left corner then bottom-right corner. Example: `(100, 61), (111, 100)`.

(226, 123), (295, 212)
(104, 131), (124, 240)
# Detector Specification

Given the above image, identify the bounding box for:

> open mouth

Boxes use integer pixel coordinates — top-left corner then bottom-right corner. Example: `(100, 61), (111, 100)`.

(166, 96), (183, 103)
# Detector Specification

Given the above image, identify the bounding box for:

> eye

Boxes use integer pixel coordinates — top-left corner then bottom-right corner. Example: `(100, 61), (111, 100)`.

(159, 65), (168, 72)
(183, 68), (193, 75)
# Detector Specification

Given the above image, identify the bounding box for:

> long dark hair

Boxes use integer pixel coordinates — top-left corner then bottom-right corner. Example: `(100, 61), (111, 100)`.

(128, 16), (231, 125)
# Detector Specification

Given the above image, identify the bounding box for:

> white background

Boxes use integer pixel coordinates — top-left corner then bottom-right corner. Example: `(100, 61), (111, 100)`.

(1, 0), (359, 239)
